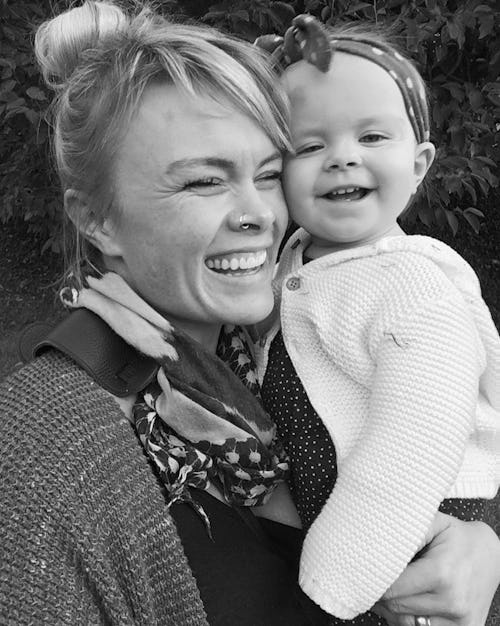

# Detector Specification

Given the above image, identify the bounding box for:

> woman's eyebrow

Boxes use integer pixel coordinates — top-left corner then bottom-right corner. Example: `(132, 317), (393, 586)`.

(166, 151), (282, 175)
(166, 157), (234, 174)
(259, 150), (282, 167)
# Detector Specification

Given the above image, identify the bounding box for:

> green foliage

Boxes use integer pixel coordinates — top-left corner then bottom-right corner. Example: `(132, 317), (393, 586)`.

(0, 1), (66, 251)
(1, 0), (498, 249)
(202, 0), (500, 236)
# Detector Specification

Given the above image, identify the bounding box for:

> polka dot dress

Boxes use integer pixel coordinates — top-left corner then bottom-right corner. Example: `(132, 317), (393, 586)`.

(261, 329), (499, 625)
(262, 330), (387, 625)
(261, 329), (338, 531)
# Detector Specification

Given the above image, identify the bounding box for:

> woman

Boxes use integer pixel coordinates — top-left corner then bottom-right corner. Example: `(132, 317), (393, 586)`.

(0, 2), (498, 625)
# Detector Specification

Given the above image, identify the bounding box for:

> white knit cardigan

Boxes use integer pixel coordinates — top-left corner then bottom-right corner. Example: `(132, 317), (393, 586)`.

(256, 231), (500, 619)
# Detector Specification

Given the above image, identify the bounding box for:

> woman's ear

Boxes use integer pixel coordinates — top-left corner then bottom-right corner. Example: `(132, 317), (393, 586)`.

(64, 189), (123, 258)
(413, 141), (436, 191)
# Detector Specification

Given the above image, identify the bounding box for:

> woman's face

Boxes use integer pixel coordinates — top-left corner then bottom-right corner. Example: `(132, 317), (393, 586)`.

(102, 82), (287, 346)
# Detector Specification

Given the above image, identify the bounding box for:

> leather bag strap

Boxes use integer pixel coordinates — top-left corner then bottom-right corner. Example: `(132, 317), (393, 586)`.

(19, 309), (158, 397)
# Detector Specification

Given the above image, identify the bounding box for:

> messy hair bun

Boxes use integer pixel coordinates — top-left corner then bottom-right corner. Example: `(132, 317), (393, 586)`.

(35, 1), (127, 90)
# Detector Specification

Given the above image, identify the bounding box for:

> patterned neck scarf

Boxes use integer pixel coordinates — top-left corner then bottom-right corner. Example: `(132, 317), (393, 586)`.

(255, 14), (430, 143)
(61, 272), (289, 532)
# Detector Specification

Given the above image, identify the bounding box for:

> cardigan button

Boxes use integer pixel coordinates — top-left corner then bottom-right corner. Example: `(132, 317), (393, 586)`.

(285, 276), (301, 291)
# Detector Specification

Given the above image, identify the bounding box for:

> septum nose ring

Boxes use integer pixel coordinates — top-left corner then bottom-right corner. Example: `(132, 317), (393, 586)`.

(239, 214), (259, 231)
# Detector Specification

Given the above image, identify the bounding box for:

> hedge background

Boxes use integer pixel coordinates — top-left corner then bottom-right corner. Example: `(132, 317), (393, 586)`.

(1, 0), (499, 249)
(0, 0), (499, 590)
(0, 0), (499, 360)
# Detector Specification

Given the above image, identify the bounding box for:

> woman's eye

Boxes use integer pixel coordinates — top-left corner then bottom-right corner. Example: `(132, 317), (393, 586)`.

(360, 133), (387, 144)
(256, 170), (282, 189)
(184, 177), (222, 190)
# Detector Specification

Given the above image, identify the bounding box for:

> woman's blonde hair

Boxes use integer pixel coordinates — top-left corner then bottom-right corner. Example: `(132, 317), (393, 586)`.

(35, 1), (290, 278)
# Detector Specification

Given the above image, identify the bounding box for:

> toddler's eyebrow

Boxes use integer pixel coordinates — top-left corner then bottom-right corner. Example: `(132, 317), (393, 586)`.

(356, 114), (407, 127)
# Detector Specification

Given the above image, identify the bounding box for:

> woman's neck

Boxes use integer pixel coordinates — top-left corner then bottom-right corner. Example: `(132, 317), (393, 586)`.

(163, 315), (221, 354)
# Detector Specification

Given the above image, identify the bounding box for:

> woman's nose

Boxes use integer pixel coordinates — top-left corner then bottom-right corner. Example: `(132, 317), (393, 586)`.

(228, 190), (276, 233)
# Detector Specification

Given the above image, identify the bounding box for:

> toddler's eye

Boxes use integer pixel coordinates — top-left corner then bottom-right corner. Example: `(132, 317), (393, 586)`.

(360, 133), (387, 143)
(295, 144), (323, 156)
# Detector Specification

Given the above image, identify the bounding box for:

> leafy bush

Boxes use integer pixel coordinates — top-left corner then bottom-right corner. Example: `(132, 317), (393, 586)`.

(201, 0), (500, 235)
(1, 0), (498, 249)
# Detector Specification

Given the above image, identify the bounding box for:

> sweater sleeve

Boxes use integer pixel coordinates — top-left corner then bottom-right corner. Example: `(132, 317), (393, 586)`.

(0, 471), (113, 625)
(299, 293), (481, 619)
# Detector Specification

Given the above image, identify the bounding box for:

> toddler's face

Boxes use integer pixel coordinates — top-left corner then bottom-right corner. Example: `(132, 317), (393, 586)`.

(282, 54), (434, 254)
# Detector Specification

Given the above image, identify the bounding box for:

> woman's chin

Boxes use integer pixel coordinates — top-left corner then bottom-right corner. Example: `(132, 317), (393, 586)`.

(224, 294), (274, 327)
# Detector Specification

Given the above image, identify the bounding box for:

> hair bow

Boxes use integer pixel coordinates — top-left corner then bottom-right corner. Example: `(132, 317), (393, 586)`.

(254, 14), (332, 73)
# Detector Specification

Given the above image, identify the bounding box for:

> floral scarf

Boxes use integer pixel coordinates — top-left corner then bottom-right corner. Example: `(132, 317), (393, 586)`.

(61, 272), (289, 531)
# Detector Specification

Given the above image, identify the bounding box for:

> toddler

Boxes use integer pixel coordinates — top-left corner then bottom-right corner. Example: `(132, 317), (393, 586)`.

(257, 17), (500, 622)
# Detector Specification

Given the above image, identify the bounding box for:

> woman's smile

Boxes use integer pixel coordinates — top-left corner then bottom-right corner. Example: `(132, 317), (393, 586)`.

(205, 249), (268, 274)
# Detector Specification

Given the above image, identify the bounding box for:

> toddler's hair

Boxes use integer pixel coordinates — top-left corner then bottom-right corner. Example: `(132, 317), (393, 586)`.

(324, 23), (430, 143)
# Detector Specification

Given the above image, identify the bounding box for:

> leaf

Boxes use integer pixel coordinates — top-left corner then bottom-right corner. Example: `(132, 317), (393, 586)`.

(344, 2), (372, 14)
(385, 0), (406, 8)
(321, 6), (331, 22)
(489, 49), (500, 68)
(464, 206), (485, 218)
(269, 1), (295, 24)
(470, 173), (490, 195)
(23, 109), (39, 125)
(462, 180), (477, 204)
(468, 88), (483, 110)
(5, 97), (26, 110)
(449, 126), (466, 152)
(444, 209), (459, 235)
(446, 16), (465, 48)
(0, 58), (16, 69)
(443, 82), (464, 102)
(0, 79), (16, 93)
(463, 211), (481, 234)
(475, 156), (496, 167)
(473, 4), (493, 14)
(478, 14), (494, 39)
(26, 86), (46, 101)
(418, 203), (434, 227)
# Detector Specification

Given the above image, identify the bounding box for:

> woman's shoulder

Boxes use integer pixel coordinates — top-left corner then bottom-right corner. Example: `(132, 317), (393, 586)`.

(0, 349), (122, 435)
(0, 350), (135, 501)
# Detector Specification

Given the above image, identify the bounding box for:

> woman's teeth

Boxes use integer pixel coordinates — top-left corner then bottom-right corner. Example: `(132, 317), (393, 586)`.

(205, 250), (267, 273)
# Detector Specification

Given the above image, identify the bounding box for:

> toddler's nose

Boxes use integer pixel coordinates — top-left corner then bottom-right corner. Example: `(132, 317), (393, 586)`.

(324, 142), (362, 170)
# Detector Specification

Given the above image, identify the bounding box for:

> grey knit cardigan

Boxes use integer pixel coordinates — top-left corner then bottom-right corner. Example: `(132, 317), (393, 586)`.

(0, 351), (209, 625)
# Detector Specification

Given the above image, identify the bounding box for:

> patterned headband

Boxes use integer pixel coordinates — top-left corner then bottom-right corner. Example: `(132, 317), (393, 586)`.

(255, 15), (430, 143)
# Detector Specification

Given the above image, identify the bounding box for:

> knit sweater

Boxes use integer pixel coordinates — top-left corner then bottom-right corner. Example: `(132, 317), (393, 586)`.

(0, 351), (208, 626)
(257, 232), (500, 619)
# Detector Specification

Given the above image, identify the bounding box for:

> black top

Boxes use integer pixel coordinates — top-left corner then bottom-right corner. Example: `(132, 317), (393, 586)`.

(171, 489), (330, 626)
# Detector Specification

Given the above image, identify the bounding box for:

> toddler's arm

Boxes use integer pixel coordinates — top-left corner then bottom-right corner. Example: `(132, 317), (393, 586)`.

(299, 294), (488, 618)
